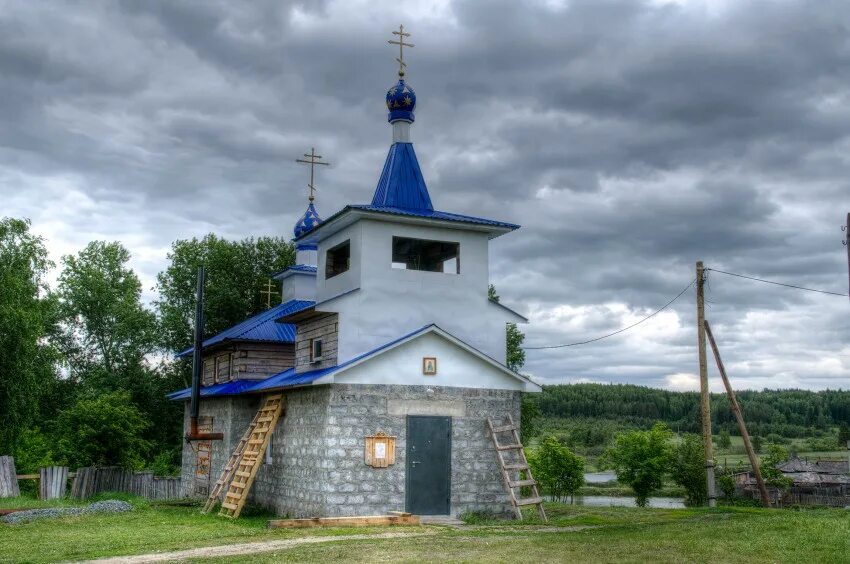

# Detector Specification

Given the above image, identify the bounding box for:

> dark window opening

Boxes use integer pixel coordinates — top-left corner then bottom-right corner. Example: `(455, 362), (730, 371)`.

(392, 236), (459, 274)
(325, 240), (350, 279)
(311, 338), (323, 362)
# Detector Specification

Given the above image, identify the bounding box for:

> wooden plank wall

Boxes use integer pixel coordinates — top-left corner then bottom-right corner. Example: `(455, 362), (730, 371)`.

(39, 466), (69, 500)
(233, 343), (296, 380)
(295, 313), (338, 373)
(70, 467), (182, 501)
(198, 343), (295, 385)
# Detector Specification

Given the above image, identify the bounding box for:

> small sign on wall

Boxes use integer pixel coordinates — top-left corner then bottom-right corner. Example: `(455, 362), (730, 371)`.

(422, 357), (437, 375)
(364, 432), (396, 468)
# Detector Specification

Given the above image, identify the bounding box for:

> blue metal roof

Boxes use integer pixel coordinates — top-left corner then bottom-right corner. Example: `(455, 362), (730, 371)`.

(169, 325), (435, 399)
(166, 379), (258, 400)
(271, 264), (317, 278)
(350, 205), (520, 231)
(176, 299), (315, 358)
(371, 143), (433, 211)
(286, 264), (317, 273)
(168, 323), (539, 399)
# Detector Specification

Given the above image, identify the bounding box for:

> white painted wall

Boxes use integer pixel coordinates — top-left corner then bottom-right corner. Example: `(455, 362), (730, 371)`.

(331, 331), (530, 391)
(313, 218), (520, 364)
(295, 247), (317, 266)
(281, 272), (317, 302)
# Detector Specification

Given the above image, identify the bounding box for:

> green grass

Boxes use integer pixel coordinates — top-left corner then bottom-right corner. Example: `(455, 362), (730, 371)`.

(1, 496), (848, 563)
(0, 495), (423, 563)
(198, 506), (850, 563)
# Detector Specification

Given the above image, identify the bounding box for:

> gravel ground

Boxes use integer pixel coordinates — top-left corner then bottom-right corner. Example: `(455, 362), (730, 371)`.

(1, 500), (133, 524)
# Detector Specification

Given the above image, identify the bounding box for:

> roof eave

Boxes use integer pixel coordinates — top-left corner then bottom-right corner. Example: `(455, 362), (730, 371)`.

(294, 206), (517, 245)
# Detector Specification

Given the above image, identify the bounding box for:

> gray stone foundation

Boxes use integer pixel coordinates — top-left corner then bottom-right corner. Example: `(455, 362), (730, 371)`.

(181, 384), (520, 517)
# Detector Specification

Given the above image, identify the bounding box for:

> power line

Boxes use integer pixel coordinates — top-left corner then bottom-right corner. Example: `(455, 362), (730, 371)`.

(705, 268), (849, 297)
(523, 279), (695, 350)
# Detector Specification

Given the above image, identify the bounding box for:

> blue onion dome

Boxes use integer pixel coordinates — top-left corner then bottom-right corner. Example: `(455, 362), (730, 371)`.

(386, 79), (416, 123)
(293, 202), (322, 238)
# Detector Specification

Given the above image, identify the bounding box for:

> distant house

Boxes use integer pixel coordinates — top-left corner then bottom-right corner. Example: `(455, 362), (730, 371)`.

(737, 457), (850, 507)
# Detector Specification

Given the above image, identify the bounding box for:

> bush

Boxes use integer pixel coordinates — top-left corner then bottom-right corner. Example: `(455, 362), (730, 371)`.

(804, 436), (839, 452)
(761, 444), (793, 490)
(529, 436), (585, 502)
(601, 423), (672, 507)
(54, 391), (151, 469)
(669, 434), (707, 506)
(717, 429), (731, 450)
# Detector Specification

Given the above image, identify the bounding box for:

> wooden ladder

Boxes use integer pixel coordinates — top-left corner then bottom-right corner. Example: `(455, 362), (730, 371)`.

(201, 409), (262, 513)
(217, 394), (284, 518)
(487, 414), (547, 521)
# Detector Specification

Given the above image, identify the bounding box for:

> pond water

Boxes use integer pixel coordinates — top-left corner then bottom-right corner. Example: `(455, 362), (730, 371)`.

(572, 495), (686, 508)
(584, 471), (617, 483)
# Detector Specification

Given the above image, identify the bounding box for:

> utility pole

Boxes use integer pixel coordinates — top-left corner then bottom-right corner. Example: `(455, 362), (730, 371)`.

(704, 320), (770, 507)
(841, 213), (850, 300)
(696, 261), (716, 507)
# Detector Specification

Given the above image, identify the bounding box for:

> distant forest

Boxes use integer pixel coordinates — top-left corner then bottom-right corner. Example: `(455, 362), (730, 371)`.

(529, 384), (850, 441)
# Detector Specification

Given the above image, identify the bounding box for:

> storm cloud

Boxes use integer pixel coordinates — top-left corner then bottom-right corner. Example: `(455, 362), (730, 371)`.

(1, 0), (848, 390)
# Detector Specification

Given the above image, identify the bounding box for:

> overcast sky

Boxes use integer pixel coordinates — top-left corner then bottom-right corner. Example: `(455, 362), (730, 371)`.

(2, 0), (848, 391)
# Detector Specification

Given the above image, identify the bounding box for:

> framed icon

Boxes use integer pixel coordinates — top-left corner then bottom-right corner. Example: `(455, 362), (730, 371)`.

(422, 357), (437, 375)
(364, 432), (396, 468)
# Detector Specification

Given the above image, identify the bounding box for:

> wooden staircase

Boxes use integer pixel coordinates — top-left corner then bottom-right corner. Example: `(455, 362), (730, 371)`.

(209, 394), (284, 518)
(202, 409), (260, 513)
(487, 414), (547, 521)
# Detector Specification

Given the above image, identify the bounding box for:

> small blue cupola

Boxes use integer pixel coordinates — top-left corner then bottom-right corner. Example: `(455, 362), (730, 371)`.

(293, 202), (322, 240)
(370, 58), (433, 211)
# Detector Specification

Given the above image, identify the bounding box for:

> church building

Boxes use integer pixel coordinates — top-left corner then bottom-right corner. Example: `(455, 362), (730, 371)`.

(170, 28), (540, 518)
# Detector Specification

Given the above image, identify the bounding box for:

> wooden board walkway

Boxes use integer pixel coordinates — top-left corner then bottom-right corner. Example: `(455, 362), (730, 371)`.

(487, 414), (546, 521)
(268, 513), (420, 529)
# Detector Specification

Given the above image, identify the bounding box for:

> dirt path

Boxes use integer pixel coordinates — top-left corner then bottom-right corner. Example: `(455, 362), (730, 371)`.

(82, 525), (596, 562)
(83, 531), (436, 563)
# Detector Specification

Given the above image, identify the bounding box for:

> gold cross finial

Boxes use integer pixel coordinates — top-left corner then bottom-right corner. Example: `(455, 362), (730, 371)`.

(260, 279), (278, 309)
(388, 24), (414, 78)
(295, 147), (330, 202)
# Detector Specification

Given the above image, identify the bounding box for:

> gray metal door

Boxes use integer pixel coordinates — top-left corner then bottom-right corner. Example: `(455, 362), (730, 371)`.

(406, 415), (451, 515)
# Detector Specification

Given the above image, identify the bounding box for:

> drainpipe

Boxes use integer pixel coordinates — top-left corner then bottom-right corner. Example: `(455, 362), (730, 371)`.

(186, 265), (223, 442)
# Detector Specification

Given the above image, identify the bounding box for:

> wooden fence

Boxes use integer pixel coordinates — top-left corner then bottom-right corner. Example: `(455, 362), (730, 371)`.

(0, 456), (20, 498)
(39, 466), (69, 500)
(70, 467), (182, 500)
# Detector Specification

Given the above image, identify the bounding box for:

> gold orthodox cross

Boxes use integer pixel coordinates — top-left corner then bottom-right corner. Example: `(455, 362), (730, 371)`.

(296, 147), (329, 202)
(261, 279), (278, 309)
(388, 24), (414, 77)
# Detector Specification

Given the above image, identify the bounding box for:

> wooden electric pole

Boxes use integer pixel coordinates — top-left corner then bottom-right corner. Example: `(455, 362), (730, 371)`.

(704, 320), (770, 507)
(844, 212), (849, 300)
(696, 261), (716, 507)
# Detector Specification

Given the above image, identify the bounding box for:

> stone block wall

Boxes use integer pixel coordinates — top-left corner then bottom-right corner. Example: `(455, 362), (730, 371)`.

(251, 387), (332, 517)
(179, 383), (520, 517)
(180, 396), (260, 497)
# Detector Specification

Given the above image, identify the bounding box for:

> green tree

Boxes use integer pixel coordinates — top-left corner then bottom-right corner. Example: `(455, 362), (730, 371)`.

(760, 444), (793, 490)
(155, 234), (295, 354)
(57, 241), (157, 389)
(529, 436), (585, 502)
(520, 394), (542, 443)
(751, 435), (763, 454)
(602, 422), (672, 507)
(56, 241), (182, 465)
(717, 429), (731, 450)
(488, 284), (526, 371)
(838, 422), (850, 446)
(0, 218), (58, 452)
(669, 433), (708, 506)
(54, 391), (151, 469)
(13, 427), (56, 474)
